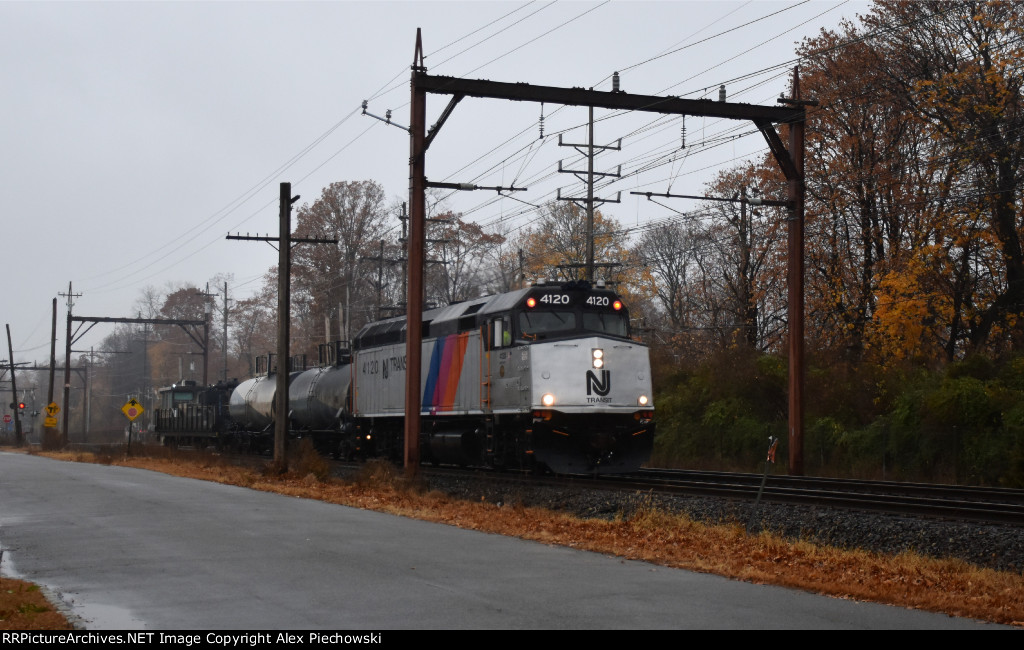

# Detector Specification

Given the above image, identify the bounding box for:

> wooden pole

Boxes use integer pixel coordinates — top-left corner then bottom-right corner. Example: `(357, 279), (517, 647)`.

(274, 182), (294, 469)
(6, 324), (23, 446)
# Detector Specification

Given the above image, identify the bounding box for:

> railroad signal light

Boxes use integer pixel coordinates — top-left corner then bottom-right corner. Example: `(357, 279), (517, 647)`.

(18, 402), (25, 410)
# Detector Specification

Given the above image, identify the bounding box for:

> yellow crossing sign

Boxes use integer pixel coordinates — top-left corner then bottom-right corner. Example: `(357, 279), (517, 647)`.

(121, 398), (144, 422)
(45, 402), (60, 416)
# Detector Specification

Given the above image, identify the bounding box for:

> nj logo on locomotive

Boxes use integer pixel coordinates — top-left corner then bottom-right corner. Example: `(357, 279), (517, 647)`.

(586, 369), (611, 402)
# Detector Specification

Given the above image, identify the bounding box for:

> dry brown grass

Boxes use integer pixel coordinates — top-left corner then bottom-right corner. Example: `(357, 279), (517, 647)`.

(6, 448), (1024, 628)
(0, 576), (73, 630)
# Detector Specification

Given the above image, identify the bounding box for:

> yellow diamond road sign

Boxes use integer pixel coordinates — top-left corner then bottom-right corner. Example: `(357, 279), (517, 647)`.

(122, 398), (144, 422)
(45, 402), (60, 416)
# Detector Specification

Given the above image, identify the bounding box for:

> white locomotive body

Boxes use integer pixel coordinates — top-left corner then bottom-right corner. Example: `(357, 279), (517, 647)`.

(346, 281), (654, 474)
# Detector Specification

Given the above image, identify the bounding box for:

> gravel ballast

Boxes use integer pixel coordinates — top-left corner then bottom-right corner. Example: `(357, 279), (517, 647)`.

(425, 472), (1024, 574)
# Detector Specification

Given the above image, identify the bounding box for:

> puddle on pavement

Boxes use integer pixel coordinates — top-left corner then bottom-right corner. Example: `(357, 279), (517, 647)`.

(2, 544), (145, 629)
(75, 602), (146, 629)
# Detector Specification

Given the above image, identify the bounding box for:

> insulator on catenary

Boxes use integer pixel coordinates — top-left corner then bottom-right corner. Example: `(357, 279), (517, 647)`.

(612, 71), (620, 92)
(681, 116), (686, 149)
(719, 84), (726, 102)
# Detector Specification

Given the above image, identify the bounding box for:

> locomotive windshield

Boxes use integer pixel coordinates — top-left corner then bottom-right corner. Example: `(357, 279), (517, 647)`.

(582, 311), (629, 337)
(518, 310), (576, 339)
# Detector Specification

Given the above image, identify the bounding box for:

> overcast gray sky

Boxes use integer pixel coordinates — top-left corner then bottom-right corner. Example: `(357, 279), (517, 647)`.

(1, 0), (868, 365)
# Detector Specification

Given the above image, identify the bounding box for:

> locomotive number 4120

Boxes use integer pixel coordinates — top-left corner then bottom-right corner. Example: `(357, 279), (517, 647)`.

(538, 294), (570, 304)
(586, 296), (610, 306)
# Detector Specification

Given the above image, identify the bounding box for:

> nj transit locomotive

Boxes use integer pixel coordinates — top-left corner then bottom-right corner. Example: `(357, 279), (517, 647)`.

(157, 280), (655, 474)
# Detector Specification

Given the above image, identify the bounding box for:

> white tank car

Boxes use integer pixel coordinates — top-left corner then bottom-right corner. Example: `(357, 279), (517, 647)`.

(228, 375), (277, 431)
(228, 366), (304, 432)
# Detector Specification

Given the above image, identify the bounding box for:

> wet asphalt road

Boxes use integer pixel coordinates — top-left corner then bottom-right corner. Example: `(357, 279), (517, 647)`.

(0, 452), (1007, 630)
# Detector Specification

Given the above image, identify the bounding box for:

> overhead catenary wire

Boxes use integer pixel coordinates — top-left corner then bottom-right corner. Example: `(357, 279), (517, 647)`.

(89, 2), (967, 308)
(58, 2), (989, 360)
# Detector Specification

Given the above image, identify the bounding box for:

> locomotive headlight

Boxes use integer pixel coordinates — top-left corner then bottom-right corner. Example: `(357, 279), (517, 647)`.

(592, 348), (604, 369)
(542, 393), (556, 407)
(638, 394), (649, 406)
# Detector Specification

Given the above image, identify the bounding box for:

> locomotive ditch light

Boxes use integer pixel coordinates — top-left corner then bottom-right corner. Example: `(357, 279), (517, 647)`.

(638, 394), (649, 406)
(592, 348), (604, 369)
(541, 393), (556, 407)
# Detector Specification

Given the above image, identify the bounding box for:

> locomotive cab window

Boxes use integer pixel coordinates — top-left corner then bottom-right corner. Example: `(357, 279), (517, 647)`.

(582, 311), (630, 338)
(492, 317), (513, 348)
(518, 310), (576, 340)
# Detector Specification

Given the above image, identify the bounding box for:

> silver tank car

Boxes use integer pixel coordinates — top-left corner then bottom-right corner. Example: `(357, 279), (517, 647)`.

(288, 363), (353, 431)
(228, 375), (277, 431)
(228, 367), (304, 431)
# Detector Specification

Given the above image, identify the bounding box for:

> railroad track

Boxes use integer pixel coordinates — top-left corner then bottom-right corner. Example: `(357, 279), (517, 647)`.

(65, 443), (1024, 527)
(593, 468), (1024, 526)
(379, 462), (1022, 526)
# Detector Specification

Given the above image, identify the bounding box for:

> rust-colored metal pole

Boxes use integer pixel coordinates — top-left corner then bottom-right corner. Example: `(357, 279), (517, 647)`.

(786, 67), (805, 476)
(405, 30), (426, 477)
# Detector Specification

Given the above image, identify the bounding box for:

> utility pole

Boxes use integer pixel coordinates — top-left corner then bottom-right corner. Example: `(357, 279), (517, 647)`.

(393, 202), (458, 309)
(59, 282), (81, 447)
(360, 240), (391, 321)
(630, 188), (772, 345)
(556, 105), (621, 282)
(400, 203), (408, 304)
(47, 298), (56, 440)
(137, 313), (148, 407)
(227, 183), (336, 469)
(222, 281), (230, 382)
(196, 283), (218, 387)
(6, 324), (23, 446)
(275, 185), (292, 469)
(87, 347), (93, 436)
